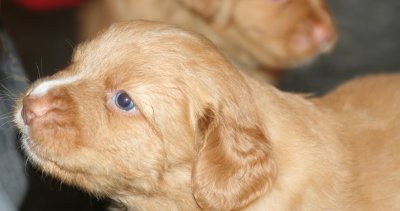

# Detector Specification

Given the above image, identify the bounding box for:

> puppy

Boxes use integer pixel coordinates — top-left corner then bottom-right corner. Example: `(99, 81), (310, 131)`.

(15, 21), (400, 210)
(79, 0), (337, 83)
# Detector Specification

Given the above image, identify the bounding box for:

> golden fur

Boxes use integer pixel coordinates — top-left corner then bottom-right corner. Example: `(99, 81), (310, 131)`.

(79, 0), (337, 83)
(15, 21), (400, 210)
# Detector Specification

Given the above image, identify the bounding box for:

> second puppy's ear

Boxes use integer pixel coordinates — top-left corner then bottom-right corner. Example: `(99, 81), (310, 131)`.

(178, 0), (235, 26)
(192, 101), (277, 210)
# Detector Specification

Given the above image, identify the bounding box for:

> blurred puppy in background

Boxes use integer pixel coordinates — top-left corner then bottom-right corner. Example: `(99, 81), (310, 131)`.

(79, 0), (337, 83)
(15, 21), (400, 210)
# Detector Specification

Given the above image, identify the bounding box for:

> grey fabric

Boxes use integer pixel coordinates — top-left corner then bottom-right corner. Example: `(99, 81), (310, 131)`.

(0, 190), (17, 211)
(280, 0), (400, 94)
(0, 25), (28, 211)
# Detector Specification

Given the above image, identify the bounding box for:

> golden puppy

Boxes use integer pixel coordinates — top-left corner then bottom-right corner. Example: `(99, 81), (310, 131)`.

(15, 21), (400, 210)
(80, 0), (337, 83)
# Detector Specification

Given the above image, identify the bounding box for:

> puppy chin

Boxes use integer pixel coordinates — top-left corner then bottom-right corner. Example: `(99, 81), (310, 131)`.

(20, 135), (92, 191)
(19, 131), (58, 173)
(20, 134), (42, 167)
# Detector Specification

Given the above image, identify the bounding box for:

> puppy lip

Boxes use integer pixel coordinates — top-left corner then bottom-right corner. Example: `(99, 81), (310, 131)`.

(23, 136), (44, 160)
(24, 138), (91, 176)
(22, 132), (70, 169)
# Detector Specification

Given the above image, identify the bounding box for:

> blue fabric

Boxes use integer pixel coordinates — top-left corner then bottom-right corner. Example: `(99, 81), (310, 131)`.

(0, 25), (28, 211)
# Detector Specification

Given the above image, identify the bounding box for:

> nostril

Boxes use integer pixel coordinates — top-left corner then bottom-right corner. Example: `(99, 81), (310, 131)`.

(22, 95), (54, 125)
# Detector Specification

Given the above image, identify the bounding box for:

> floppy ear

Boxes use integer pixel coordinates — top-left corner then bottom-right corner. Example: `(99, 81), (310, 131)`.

(192, 100), (277, 210)
(178, 0), (235, 26)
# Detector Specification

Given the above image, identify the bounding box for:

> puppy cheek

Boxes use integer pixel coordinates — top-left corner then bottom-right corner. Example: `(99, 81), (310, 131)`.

(73, 118), (166, 194)
(30, 119), (83, 156)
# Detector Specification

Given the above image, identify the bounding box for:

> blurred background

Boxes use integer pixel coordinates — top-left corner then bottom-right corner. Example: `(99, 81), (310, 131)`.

(0, 0), (399, 210)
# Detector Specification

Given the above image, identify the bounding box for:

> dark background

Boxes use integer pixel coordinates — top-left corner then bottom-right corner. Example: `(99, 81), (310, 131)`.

(1, 0), (399, 210)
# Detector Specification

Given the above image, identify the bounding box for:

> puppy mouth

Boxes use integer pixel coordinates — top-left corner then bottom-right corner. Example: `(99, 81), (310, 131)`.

(21, 135), (91, 178)
(21, 136), (57, 168)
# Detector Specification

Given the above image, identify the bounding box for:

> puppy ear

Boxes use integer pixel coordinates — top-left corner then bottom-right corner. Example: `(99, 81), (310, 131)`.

(192, 103), (277, 210)
(179, 0), (235, 26)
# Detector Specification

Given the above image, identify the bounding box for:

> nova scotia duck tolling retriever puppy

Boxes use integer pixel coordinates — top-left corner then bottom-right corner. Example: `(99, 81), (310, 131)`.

(15, 21), (400, 210)
(79, 0), (337, 83)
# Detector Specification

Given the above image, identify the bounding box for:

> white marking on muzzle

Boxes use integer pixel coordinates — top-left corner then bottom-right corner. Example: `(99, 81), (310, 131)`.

(29, 75), (81, 97)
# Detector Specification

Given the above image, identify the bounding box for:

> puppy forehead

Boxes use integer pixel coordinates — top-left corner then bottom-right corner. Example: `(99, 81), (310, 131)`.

(29, 22), (220, 97)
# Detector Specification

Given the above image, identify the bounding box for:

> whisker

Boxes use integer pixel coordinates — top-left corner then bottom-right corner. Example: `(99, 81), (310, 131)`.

(0, 83), (17, 98)
(39, 169), (47, 181)
(65, 39), (76, 50)
(0, 100), (19, 106)
(0, 92), (18, 98)
(0, 111), (13, 118)
(24, 158), (31, 176)
(3, 69), (32, 83)
(0, 75), (13, 82)
(35, 63), (42, 79)
(0, 114), (13, 122)
(16, 137), (24, 152)
(0, 105), (14, 112)
(40, 57), (44, 78)
(0, 119), (14, 129)
(58, 180), (65, 191)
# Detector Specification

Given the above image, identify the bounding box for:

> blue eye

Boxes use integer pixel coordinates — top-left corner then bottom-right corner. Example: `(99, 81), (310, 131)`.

(113, 91), (136, 112)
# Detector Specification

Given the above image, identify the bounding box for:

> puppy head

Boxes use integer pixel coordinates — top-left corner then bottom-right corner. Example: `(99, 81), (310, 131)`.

(187, 0), (337, 68)
(15, 21), (276, 209)
(233, 0), (337, 68)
